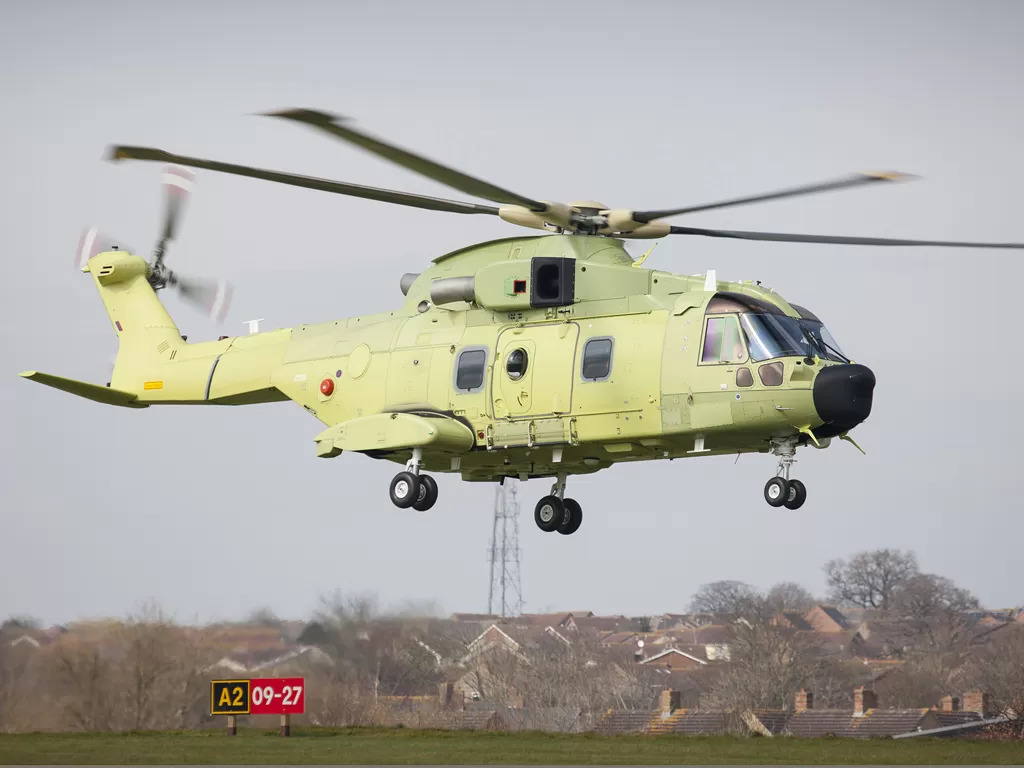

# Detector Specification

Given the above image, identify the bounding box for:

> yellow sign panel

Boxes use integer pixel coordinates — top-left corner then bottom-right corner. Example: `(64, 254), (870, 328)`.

(143, 381), (163, 390)
(211, 679), (250, 715)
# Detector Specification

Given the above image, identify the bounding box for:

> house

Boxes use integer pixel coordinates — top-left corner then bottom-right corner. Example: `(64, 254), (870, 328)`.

(805, 605), (851, 633)
(512, 612), (593, 631)
(204, 644), (333, 676)
(591, 689), (782, 736)
(774, 612), (813, 631)
(639, 648), (708, 672)
(450, 623), (573, 706)
(589, 684), (997, 739)
(3, 624), (68, 650)
(783, 685), (988, 738)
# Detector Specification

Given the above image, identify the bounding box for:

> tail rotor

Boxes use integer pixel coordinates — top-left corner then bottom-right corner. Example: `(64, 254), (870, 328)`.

(81, 162), (234, 324)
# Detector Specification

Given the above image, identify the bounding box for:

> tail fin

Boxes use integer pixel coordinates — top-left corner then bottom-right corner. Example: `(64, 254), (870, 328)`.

(85, 248), (185, 393)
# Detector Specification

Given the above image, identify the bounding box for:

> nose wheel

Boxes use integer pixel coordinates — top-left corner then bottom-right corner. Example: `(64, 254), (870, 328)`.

(764, 438), (807, 509)
(533, 473), (583, 535)
(388, 448), (439, 511)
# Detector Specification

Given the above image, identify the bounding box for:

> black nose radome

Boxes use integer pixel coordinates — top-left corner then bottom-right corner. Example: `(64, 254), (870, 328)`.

(812, 363), (876, 438)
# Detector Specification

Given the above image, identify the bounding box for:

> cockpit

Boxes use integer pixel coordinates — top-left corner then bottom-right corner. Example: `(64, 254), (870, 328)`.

(700, 293), (849, 364)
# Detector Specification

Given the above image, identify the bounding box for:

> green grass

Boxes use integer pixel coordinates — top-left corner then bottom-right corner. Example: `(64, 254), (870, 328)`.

(0, 727), (1020, 764)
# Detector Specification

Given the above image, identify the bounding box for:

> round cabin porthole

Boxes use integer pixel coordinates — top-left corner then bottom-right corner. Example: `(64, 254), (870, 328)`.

(506, 348), (528, 380)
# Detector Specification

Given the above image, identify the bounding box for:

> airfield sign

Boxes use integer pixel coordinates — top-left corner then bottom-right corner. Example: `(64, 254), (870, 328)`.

(249, 677), (305, 715)
(211, 677), (304, 735)
(211, 679), (250, 715)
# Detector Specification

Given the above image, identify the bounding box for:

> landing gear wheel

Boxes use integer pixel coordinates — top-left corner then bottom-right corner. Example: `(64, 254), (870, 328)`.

(534, 495), (565, 532)
(783, 478), (807, 510)
(389, 471), (420, 509)
(764, 477), (790, 507)
(557, 498), (583, 535)
(413, 474), (438, 511)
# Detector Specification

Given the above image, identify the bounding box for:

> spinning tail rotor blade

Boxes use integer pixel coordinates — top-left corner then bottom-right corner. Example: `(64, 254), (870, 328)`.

(160, 166), (195, 245)
(76, 227), (134, 270)
(170, 275), (233, 323)
(262, 108), (549, 212)
(107, 146), (500, 216)
(666, 225), (1024, 249)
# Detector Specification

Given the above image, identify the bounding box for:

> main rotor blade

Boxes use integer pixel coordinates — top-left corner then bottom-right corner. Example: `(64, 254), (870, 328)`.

(667, 225), (1024, 248)
(263, 108), (548, 212)
(107, 146), (501, 216)
(633, 172), (915, 223)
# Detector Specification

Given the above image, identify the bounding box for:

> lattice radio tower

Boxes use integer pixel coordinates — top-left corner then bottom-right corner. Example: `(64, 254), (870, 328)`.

(487, 480), (524, 617)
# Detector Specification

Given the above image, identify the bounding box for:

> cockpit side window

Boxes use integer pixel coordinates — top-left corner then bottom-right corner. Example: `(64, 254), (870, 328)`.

(700, 315), (748, 364)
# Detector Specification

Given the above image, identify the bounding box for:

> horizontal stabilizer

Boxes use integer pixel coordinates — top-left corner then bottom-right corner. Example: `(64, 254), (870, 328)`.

(18, 371), (148, 409)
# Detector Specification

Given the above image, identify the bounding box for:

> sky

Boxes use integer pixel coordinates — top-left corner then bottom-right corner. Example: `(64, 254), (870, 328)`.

(2, 0), (1023, 627)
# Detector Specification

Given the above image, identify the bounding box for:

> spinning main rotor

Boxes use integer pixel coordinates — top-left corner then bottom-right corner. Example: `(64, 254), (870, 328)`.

(108, 108), (1024, 250)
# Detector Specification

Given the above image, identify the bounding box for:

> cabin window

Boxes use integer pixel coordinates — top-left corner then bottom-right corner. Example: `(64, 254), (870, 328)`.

(455, 347), (487, 393)
(701, 315), (747, 364)
(758, 362), (784, 387)
(505, 348), (528, 380)
(736, 367), (754, 387)
(581, 337), (613, 381)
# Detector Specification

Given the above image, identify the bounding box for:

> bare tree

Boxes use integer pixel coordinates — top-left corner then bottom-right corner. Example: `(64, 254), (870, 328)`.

(688, 580), (760, 615)
(245, 607), (283, 627)
(890, 574), (979, 622)
(964, 627), (1024, 738)
(0, 642), (30, 732)
(54, 642), (116, 731)
(116, 605), (181, 730)
(703, 597), (842, 712)
(824, 548), (919, 609)
(766, 582), (817, 613)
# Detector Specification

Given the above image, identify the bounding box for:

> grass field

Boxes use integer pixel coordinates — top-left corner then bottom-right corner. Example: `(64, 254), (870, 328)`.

(0, 727), (1021, 765)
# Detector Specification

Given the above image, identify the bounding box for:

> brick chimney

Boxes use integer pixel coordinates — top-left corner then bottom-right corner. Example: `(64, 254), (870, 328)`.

(660, 689), (681, 715)
(962, 690), (991, 716)
(939, 695), (961, 713)
(853, 686), (878, 716)
(794, 688), (813, 713)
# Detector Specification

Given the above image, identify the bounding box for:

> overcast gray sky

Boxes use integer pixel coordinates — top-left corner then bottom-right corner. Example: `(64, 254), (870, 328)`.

(3, 0), (1023, 626)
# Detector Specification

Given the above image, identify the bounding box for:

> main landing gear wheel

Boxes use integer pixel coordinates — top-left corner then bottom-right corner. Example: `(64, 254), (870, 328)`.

(390, 471), (420, 509)
(783, 478), (807, 510)
(534, 495), (564, 532)
(413, 474), (438, 511)
(557, 498), (583, 535)
(764, 477), (789, 507)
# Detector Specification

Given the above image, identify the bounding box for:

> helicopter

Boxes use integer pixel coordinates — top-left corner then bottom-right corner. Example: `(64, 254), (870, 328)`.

(20, 108), (1024, 535)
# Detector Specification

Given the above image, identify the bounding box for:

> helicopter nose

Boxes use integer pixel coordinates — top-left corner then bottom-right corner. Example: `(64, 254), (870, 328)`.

(812, 363), (876, 436)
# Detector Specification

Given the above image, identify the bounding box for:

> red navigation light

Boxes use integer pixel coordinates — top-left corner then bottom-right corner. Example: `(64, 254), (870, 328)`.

(320, 378), (334, 396)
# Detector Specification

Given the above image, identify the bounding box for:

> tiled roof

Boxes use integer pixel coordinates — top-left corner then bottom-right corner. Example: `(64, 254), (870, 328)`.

(655, 710), (735, 735)
(573, 616), (630, 632)
(592, 710), (656, 734)
(779, 612), (813, 630)
(594, 708), (771, 736)
(599, 632), (640, 645)
(820, 606), (850, 628)
(932, 711), (984, 728)
(640, 648), (707, 668)
(786, 708), (929, 738)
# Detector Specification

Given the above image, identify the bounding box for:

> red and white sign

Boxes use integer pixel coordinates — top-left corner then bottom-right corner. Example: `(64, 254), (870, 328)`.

(247, 677), (305, 715)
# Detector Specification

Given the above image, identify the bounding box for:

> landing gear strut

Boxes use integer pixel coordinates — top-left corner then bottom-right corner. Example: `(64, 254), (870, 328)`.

(764, 437), (807, 509)
(534, 473), (583, 535)
(388, 448), (439, 511)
